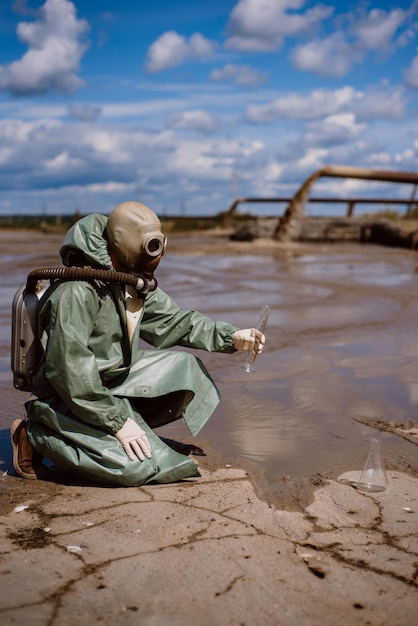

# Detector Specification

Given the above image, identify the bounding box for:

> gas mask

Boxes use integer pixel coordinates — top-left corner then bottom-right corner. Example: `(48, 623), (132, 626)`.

(106, 201), (166, 276)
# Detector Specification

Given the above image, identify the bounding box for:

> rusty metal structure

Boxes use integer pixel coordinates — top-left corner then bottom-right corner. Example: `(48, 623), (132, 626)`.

(274, 165), (418, 241)
(224, 165), (418, 241)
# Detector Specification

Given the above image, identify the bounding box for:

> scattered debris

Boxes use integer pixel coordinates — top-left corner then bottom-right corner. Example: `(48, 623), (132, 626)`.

(13, 504), (29, 513)
(66, 545), (83, 553)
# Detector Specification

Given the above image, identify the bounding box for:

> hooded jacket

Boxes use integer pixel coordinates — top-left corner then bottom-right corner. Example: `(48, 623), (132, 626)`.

(26, 213), (238, 486)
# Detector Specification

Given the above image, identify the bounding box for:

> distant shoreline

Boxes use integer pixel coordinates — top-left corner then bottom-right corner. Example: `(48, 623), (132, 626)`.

(2, 214), (418, 252)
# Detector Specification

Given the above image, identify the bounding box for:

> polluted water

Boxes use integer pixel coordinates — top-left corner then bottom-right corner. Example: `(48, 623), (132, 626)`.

(1, 232), (418, 505)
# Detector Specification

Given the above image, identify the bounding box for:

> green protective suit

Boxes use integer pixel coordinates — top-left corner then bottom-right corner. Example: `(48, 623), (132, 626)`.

(26, 213), (238, 486)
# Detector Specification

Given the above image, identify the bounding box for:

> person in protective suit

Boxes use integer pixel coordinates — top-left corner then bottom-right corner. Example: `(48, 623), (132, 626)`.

(11, 201), (265, 486)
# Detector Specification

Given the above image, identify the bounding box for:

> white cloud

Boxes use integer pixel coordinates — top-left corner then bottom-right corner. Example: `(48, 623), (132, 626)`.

(368, 152), (393, 166)
(146, 32), (188, 73)
(225, 0), (333, 51)
(163, 136), (265, 183)
(11, 0), (38, 17)
(394, 147), (417, 165)
(404, 55), (418, 87)
(246, 87), (356, 122)
(1, 2), (418, 218)
(99, 100), (186, 119)
(0, 0), (89, 96)
(0, 115), (267, 212)
(46, 150), (83, 170)
(0, 79), (416, 217)
(349, 85), (407, 120)
(304, 113), (365, 146)
(145, 31), (216, 73)
(290, 6), (413, 79)
(210, 63), (268, 86)
(67, 103), (101, 122)
(246, 83), (407, 127)
(351, 8), (406, 51)
(291, 33), (361, 77)
(189, 33), (215, 57)
(166, 110), (218, 134)
(264, 162), (283, 181)
(297, 148), (329, 171)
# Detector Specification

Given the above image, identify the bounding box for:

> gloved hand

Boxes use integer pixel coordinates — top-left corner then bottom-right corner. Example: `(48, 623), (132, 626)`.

(232, 328), (265, 356)
(115, 418), (152, 461)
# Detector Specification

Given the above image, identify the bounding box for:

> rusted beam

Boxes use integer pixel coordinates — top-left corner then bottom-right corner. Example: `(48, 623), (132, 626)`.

(228, 196), (416, 211)
(223, 196), (418, 226)
(320, 165), (418, 185)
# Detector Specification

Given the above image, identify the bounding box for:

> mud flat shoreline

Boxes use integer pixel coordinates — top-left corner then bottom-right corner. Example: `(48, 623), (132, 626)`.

(0, 460), (417, 625)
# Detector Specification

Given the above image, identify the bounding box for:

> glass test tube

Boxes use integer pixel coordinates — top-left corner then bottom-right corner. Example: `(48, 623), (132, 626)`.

(240, 304), (271, 373)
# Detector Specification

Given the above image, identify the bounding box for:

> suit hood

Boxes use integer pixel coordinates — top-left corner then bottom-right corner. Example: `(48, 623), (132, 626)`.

(60, 213), (113, 270)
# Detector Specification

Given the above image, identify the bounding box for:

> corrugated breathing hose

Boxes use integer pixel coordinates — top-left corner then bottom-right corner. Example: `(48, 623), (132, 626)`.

(25, 267), (157, 294)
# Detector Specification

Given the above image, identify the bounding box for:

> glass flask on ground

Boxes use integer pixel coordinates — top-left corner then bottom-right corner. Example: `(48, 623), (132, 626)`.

(358, 438), (388, 493)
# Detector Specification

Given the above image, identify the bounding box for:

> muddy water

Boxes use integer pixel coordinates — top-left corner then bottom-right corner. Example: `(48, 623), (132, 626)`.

(1, 229), (418, 506)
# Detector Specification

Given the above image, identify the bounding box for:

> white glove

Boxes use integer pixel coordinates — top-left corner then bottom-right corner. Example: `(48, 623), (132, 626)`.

(115, 418), (152, 462)
(232, 328), (265, 356)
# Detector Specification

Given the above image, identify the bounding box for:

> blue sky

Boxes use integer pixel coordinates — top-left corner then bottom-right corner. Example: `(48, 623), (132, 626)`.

(0, 0), (418, 217)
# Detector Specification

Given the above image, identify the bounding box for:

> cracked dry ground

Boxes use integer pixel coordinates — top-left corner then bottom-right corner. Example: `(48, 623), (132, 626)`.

(0, 468), (417, 626)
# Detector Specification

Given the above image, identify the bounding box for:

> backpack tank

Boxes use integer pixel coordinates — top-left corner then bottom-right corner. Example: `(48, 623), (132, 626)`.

(11, 285), (44, 391)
